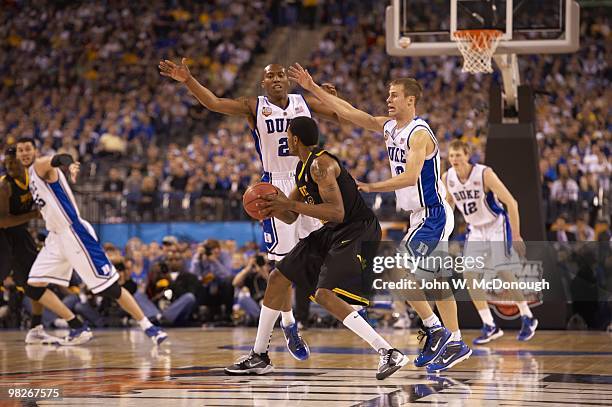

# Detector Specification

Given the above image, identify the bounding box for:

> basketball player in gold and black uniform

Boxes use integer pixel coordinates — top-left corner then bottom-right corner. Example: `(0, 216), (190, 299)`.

(1, 145), (87, 345)
(225, 116), (408, 380)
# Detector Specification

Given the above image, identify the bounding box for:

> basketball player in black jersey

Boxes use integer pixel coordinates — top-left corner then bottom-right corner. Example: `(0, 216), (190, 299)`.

(0, 145), (89, 345)
(225, 116), (408, 380)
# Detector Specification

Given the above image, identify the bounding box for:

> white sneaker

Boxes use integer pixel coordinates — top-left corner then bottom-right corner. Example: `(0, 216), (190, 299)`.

(25, 325), (62, 345)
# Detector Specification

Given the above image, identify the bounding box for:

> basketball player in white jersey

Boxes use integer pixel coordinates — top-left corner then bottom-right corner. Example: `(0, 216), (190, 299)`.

(15, 139), (168, 346)
(289, 63), (471, 373)
(159, 59), (341, 360)
(444, 140), (538, 343)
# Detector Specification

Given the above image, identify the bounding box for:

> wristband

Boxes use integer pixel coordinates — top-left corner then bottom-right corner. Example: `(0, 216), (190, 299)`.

(50, 154), (74, 167)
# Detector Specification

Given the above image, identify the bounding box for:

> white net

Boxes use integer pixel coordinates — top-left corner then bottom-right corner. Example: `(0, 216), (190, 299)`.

(453, 30), (503, 74)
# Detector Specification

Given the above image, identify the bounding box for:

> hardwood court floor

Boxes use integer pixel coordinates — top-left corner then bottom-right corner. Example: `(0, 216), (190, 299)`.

(0, 327), (611, 406)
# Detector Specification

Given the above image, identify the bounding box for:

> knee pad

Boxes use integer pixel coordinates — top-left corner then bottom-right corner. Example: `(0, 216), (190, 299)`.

(100, 282), (122, 300)
(25, 284), (47, 301)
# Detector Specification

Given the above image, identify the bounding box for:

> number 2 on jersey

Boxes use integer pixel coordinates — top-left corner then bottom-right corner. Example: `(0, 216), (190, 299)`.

(278, 138), (289, 156)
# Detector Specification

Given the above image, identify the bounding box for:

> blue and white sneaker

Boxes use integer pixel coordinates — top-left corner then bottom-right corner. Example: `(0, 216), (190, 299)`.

(414, 326), (452, 367)
(473, 324), (504, 345)
(517, 316), (538, 341)
(61, 326), (93, 346)
(25, 325), (62, 345)
(145, 325), (168, 346)
(426, 341), (472, 373)
(281, 321), (310, 360)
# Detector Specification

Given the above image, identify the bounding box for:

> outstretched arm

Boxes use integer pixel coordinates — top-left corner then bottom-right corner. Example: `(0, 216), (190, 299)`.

(483, 168), (526, 257)
(159, 58), (253, 116)
(357, 130), (430, 192)
(289, 63), (387, 132)
(0, 181), (38, 228)
(34, 154), (80, 183)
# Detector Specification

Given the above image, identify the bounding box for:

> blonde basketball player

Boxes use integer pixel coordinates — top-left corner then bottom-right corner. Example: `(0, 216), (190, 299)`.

(444, 140), (538, 343)
(289, 63), (471, 373)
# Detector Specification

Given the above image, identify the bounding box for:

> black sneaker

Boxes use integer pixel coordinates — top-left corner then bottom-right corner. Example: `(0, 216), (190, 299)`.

(224, 350), (274, 375)
(376, 348), (409, 380)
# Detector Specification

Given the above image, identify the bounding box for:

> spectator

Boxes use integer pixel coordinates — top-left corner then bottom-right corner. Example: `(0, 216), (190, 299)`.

(102, 168), (125, 219)
(548, 214), (577, 242)
(143, 251), (199, 326)
(232, 254), (270, 323)
(191, 239), (234, 324)
(550, 164), (579, 220)
(139, 176), (159, 221)
(575, 214), (596, 242)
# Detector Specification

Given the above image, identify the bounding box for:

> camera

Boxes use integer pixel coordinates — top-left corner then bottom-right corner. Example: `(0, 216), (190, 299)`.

(114, 262), (126, 272)
(255, 255), (266, 267)
(204, 246), (213, 256)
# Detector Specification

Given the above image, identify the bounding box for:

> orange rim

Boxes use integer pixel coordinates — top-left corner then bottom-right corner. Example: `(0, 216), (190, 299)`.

(454, 29), (503, 49)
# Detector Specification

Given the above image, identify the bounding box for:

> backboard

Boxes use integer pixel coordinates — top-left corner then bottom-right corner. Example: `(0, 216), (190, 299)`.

(386, 0), (580, 57)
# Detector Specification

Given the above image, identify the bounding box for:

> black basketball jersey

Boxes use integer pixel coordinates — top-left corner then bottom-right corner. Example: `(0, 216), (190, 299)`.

(295, 148), (374, 225)
(2, 171), (33, 216)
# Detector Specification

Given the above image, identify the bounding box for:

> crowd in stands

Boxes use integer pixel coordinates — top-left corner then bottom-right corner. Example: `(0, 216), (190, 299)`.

(0, 2), (608, 221)
(0, 0), (271, 220)
(2, 2), (607, 236)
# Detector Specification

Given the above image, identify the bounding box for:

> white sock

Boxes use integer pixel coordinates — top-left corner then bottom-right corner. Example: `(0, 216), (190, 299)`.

(343, 311), (391, 352)
(253, 305), (281, 354)
(517, 302), (533, 318)
(451, 330), (462, 342)
(138, 317), (153, 331)
(478, 308), (495, 326)
(281, 310), (295, 326)
(422, 313), (441, 328)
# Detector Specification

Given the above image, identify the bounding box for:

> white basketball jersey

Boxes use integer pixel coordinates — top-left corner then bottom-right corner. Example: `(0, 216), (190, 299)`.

(383, 117), (445, 211)
(446, 164), (506, 226)
(253, 94), (312, 174)
(29, 166), (81, 233)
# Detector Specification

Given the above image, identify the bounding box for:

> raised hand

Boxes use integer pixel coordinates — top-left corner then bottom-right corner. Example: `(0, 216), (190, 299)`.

(287, 63), (316, 91)
(159, 58), (191, 83)
(68, 162), (81, 183)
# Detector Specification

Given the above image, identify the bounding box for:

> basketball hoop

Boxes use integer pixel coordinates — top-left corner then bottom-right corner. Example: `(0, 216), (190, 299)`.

(453, 29), (503, 74)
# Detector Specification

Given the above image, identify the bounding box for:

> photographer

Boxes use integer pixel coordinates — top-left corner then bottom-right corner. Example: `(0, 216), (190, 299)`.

(142, 251), (198, 326)
(191, 239), (234, 324)
(232, 254), (270, 323)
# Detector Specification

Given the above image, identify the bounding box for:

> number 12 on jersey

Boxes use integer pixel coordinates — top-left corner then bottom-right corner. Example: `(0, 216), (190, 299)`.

(463, 201), (477, 215)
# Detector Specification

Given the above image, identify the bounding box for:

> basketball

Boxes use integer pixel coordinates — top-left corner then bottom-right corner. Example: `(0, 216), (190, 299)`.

(242, 182), (279, 220)
(399, 36), (412, 48)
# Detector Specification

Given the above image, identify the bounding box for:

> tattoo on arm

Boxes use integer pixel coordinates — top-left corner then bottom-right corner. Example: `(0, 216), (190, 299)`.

(310, 161), (328, 180)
